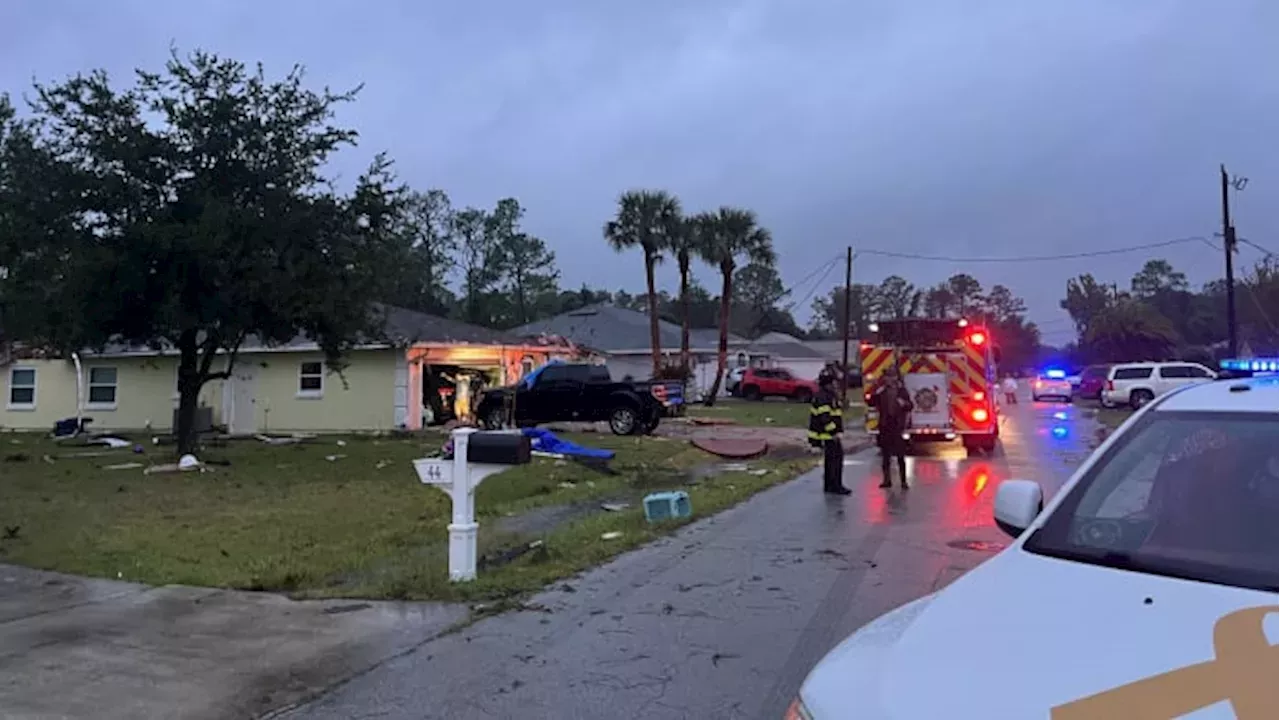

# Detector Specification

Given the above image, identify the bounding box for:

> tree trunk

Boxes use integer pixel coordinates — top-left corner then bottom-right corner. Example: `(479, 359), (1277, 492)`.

(644, 252), (662, 376)
(175, 331), (201, 456)
(703, 268), (733, 406)
(679, 259), (691, 375)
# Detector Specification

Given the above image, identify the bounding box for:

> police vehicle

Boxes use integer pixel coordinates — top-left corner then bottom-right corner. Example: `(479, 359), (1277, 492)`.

(1031, 368), (1073, 403)
(787, 358), (1279, 719)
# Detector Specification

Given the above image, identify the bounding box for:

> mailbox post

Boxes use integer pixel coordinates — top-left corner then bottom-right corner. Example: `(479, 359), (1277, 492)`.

(414, 428), (531, 582)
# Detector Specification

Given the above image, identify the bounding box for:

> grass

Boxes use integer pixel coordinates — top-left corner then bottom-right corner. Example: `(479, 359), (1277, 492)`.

(686, 397), (864, 428)
(0, 429), (816, 602)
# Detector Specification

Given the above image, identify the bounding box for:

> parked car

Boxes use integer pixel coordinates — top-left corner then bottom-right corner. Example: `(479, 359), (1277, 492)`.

(737, 367), (818, 402)
(725, 366), (747, 396)
(476, 362), (683, 435)
(1073, 364), (1112, 401)
(790, 374), (1278, 718)
(1101, 361), (1216, 409)
(1031, 368), (1073, 402)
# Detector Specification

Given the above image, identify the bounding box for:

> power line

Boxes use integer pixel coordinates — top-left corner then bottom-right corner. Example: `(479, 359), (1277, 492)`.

(855, 237), (1206, 264)
(1238, 236), (1275, 257)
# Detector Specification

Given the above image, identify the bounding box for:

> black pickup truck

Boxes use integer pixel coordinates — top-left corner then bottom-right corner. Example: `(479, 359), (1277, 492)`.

(477, 363), (685, 435)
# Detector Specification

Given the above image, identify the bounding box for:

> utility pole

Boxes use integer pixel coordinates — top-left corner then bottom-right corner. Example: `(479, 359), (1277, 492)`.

(840, 246), (853, 407)
(1220, 164), (1241, 358)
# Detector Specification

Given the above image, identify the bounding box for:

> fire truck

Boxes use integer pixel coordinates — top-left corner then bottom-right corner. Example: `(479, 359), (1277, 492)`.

(860, 317), (1001, 456)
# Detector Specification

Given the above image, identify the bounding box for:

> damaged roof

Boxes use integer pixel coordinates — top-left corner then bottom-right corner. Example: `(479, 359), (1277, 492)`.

(512, 303), (749, 353)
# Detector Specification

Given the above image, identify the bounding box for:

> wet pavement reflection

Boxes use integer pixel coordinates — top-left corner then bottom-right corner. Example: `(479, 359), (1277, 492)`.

(288, 393), (1107, 720)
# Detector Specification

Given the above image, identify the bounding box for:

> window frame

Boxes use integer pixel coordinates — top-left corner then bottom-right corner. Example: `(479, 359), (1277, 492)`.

(298, 361), (325, 398)
(7, 366), (37, 410)
(85, 366), (119, 409)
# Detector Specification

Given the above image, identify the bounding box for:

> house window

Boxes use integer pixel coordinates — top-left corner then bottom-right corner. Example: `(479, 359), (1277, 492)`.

(7, 367), (36, 408)
(87, 367), (118, 406)
(299, 361), (324, 396)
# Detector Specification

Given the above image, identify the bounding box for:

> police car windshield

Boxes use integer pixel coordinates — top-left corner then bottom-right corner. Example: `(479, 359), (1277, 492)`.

(1025, 411), (1279, 592)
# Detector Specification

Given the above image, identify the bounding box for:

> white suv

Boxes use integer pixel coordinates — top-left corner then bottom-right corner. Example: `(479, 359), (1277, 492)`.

(1101, 361), (1216, 409)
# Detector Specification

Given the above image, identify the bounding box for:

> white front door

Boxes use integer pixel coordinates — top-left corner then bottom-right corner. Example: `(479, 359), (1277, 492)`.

(229, 363), (258, 434)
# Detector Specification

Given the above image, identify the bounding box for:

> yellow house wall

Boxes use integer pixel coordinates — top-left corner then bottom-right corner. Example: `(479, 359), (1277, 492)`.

(1, 357), (224, 432)
(248, 349), (398, 433)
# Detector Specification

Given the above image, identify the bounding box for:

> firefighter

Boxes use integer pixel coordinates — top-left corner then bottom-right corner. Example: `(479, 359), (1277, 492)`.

(872, 366), (913, 489)
(808, 370), (851, 495)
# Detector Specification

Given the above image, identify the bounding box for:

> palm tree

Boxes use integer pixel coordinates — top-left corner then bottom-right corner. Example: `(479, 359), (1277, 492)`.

(691, 207), (776, 405)
(666, 217), (699, 375)
(603, 190), (683, 376)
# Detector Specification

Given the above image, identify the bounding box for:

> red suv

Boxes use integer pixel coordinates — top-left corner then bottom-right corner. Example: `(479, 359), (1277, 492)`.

(737, 367), (819, 402)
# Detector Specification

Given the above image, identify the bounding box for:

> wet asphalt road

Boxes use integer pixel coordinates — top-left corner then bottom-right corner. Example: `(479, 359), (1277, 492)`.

(283, 396), (1102, 720)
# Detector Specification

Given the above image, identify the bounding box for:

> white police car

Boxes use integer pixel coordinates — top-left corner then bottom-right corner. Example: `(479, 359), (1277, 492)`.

(788, 362), (1279, 719)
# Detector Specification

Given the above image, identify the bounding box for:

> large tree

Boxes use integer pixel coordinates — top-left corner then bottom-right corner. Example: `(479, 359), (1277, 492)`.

(691, 206), (775, 404)
(456, 206), (497, 325)
(0, 51), (406, 454)
(876, 275), (919, 319)
(1060, 273), (1115, 338)
(809, 283), (878, 338)
(389, 189), (457, 315)
(499, 230), (558, 327)
(603, 190), (683, 375)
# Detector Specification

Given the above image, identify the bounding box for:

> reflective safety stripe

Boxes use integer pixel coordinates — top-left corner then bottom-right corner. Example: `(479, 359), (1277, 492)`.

(824, 422), (837, 432)
(830, 408), (843, 417)
(808, 431), (832, 441)
(811, 405), (834, 414)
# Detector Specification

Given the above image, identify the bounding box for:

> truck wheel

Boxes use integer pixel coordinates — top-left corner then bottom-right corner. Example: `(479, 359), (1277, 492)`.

(1129, 389), (1154, 410)
(792, 388), (813, 403)
(742, 385), (761, 401)
(609, 406), (640, 436)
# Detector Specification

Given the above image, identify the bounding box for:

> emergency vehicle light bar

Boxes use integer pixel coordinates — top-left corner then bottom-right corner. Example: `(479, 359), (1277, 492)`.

(1219, 358), (1279, 374)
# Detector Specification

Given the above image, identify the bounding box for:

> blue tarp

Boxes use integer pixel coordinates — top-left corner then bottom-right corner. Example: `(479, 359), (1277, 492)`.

(520, 359), (565, 390)
(521, 427), (616, 460)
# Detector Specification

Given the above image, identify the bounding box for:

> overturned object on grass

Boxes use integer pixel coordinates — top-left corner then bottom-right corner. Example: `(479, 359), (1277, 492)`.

(521, 427), (616, 460)
(691, 436), (768, 459)
(643, 491), (692, 522)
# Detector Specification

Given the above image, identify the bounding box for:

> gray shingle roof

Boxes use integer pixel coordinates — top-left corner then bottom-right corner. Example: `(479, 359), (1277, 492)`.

(746, 341), (830, 360)
(513, 304), (747, 353)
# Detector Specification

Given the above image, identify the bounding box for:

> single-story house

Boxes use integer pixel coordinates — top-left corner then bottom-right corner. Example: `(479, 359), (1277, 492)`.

(746, 332), (833, 382)
(512, 304), (770, 398)
(0, 306), (585, 434)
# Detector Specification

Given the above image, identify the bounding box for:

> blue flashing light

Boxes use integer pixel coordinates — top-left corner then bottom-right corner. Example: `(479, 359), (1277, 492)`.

(1219, 358), (1279, 374)
(1043, 369), (1067, 379)
(1051, 426), (1069, 439)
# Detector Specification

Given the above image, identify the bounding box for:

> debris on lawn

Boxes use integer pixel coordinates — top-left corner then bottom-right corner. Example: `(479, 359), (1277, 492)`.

(689, 416), (738, 426)
(600, 501), (630, 512)
(521, 428), (615, 460)
(748, 468), (770, 476)
(557, 481), (576, 489)
(2, 453), (28, 463)
(324, 454), (347, 462)
(643, 490), (692, 522)
(600, 531), (624, 540)
(103, 462), (145, 471)
(478, 539), (548, 570)
(90, 437), (131, 449)
(532, 450), (567, 460)
(254, 433), (314, 446)
(143, 454), (208, 475)
(375, 459), (392, 470)
(691, 436), (769, 459)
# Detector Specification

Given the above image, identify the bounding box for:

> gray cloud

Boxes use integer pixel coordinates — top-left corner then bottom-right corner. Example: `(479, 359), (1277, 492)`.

(2, 0), (1275, 344)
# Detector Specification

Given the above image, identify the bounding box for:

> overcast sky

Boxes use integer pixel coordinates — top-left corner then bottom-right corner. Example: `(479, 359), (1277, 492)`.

(2, 0), (1276, 344)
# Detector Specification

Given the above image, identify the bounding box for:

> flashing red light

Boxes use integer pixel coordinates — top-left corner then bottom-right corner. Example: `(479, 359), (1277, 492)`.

(971, 407), (990, 423)
(968, 331), (987, 346)
(974, 391), (985, 402)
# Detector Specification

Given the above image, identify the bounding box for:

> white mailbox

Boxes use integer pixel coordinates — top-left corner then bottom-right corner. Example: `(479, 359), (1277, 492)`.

(414, 428), (531, 582)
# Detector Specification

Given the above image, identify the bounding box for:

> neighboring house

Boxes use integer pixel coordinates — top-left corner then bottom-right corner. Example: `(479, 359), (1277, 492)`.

(0, 306), (584, 434)
(513, 304), (769, 398)
(747, 333), (832, 382)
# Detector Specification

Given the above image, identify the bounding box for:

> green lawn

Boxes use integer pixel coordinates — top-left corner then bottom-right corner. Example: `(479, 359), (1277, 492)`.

(0, 429), (816, 602)
(686, 397), (864, 428)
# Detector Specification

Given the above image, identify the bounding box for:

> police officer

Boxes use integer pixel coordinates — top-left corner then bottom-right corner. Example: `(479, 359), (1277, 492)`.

(809, 371), (851, 495)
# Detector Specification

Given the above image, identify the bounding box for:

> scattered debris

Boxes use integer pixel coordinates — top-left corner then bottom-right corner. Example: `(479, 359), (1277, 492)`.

(689, 417), (738, 426)
(720, 462), (749, 472)
(335, 439), (347, 447)
(600, 531), (624, 540)
(42, 455), (56, 464)
(600, 502), (630, 512)
(255, 433), (311, 446)
(2, 526), (20, 540)
(747, 468), (769, 476)
(324, 454), (346, 462)
(375, 459), (392, 470)
(2, 453), (28, 463)
(477, 539), (548, 570)
(90, 437), (131, 449)
(532, 450), (567, 460)
(691, 437), (769, 459)
(103, 462), (144, 471)
(177, 454), (201, 470)
(558, 482), (576, 489)
(322, 602), (371, 615)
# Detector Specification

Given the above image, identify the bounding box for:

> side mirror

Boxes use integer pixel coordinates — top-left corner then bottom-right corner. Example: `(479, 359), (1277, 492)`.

(993, 479), (1043, 539)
